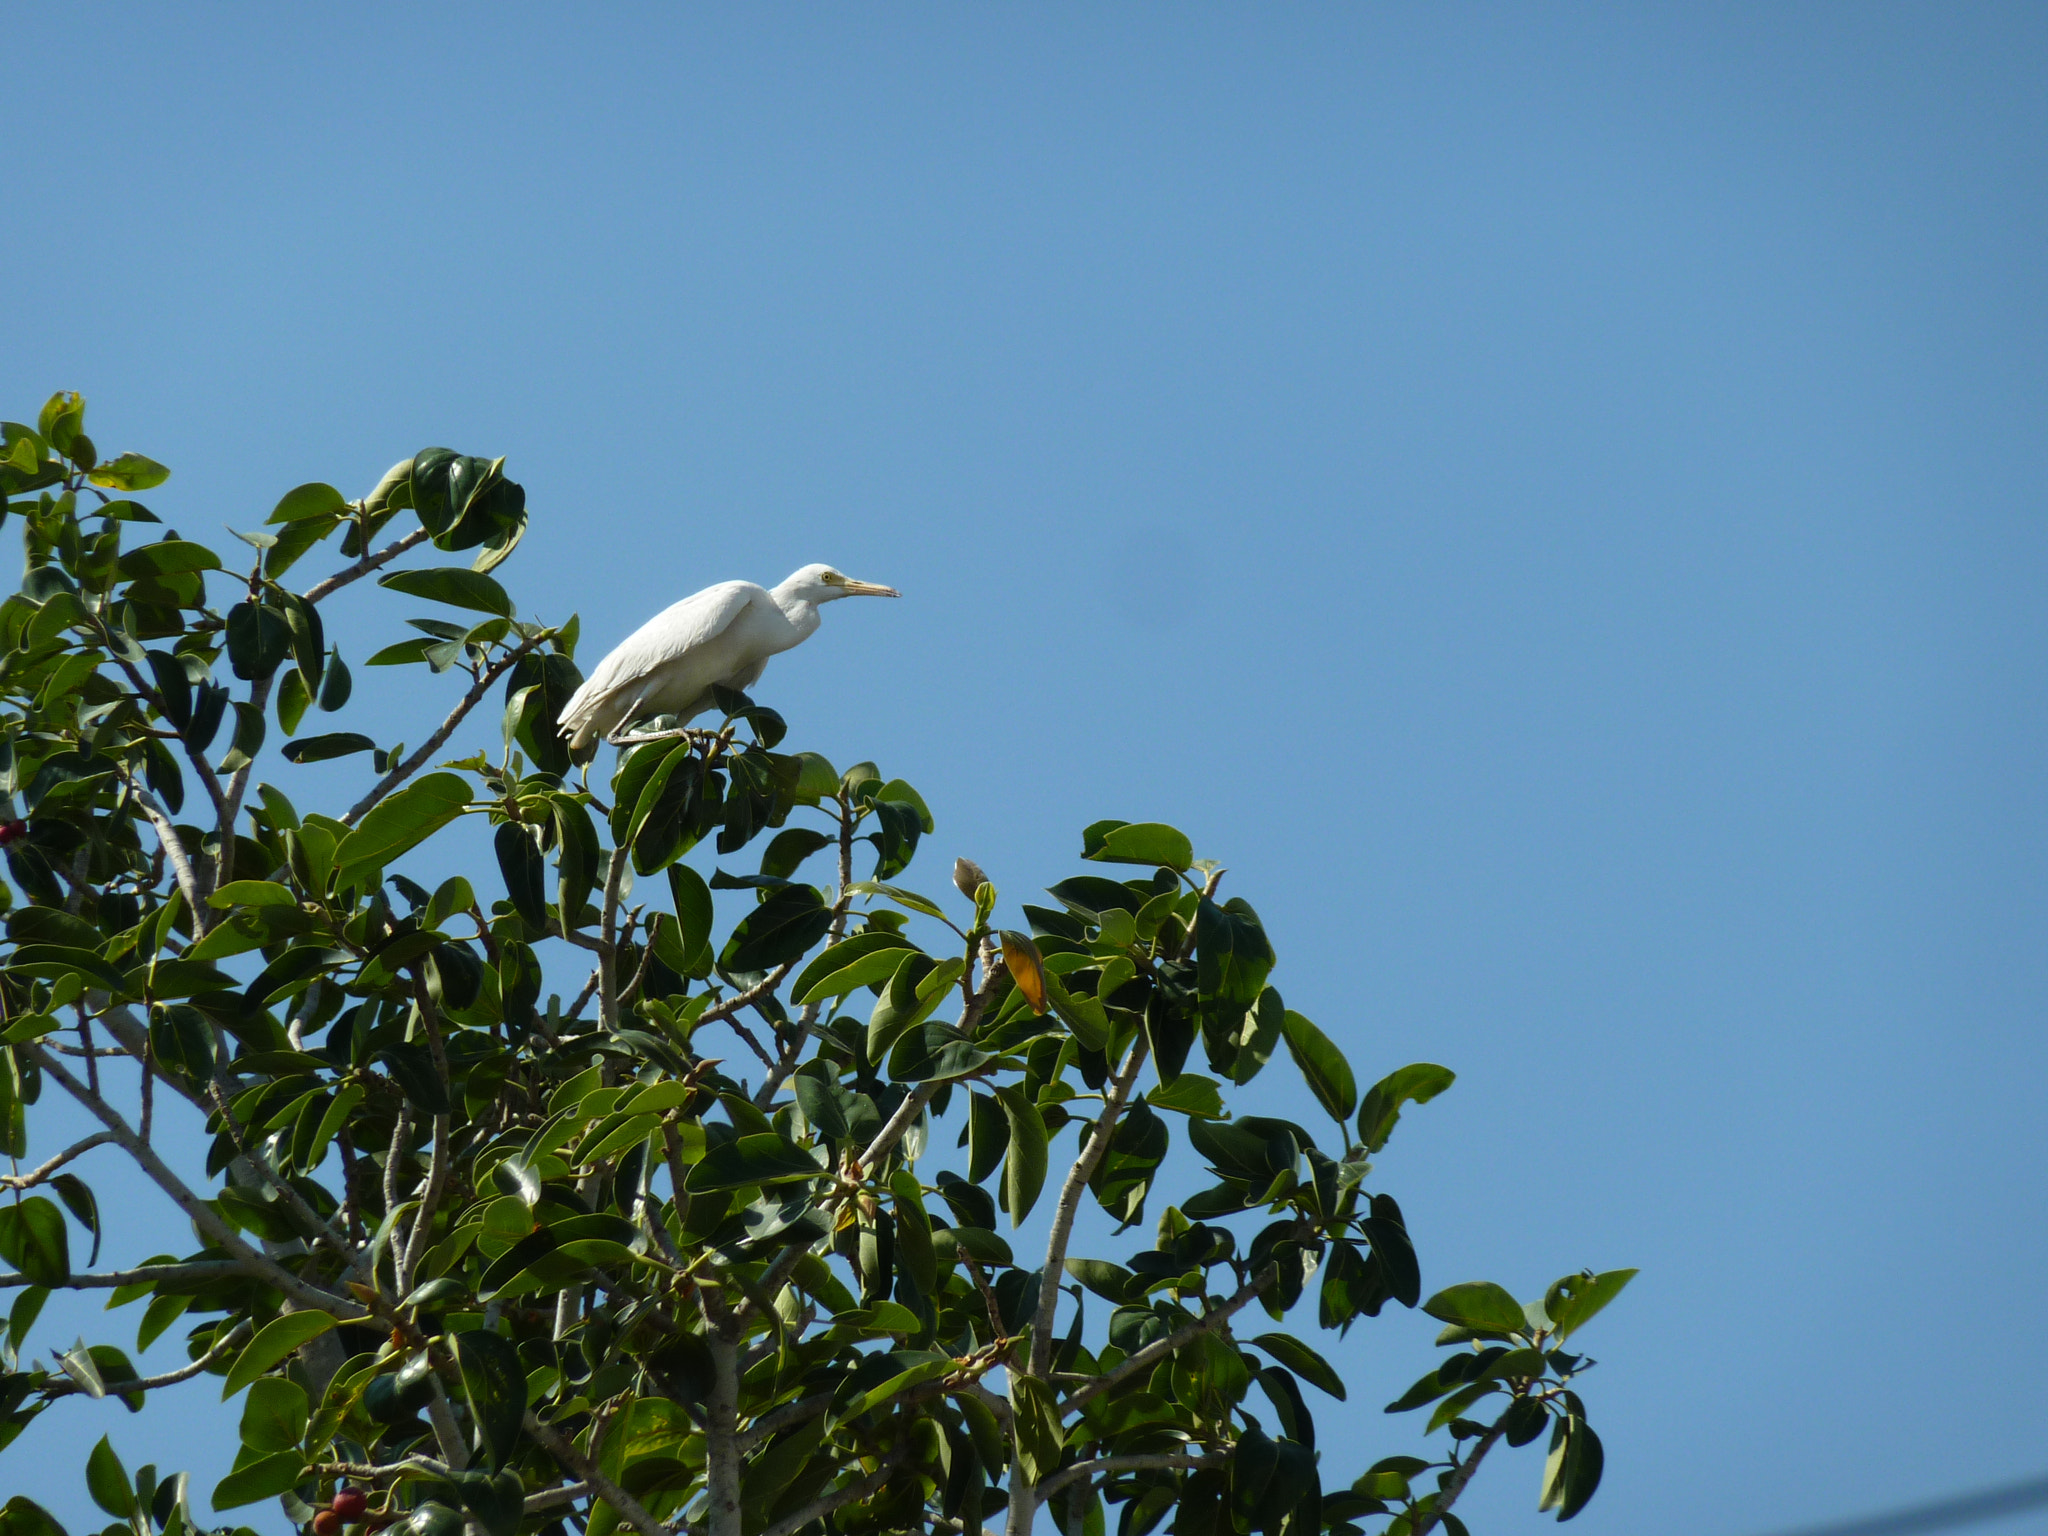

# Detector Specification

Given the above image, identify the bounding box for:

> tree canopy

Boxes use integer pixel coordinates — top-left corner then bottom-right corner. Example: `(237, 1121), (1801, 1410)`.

(0, 393), (1632, 1536)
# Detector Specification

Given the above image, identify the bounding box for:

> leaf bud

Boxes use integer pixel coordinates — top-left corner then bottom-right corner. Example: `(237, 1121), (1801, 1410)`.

(953, 857), (990, 900)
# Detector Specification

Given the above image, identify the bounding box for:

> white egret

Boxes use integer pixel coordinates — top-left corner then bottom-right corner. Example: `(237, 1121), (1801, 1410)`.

(557, 564), (899, 749)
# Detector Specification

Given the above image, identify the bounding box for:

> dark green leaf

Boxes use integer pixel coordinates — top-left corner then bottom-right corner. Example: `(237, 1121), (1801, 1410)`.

(721, 885), (832, 973)
(85, 1436), (133, 1518)
(452, 1329), (525, 1469)
(1081, 820), (1194, 870)
(0, 1197), (68, 1285)
(494, 822), (547, 928)
(333, 772), (471, 885)
(994, 1085), (1048, 1227)
(1280, 1010), (1356, 1122)
(318, 647), (351, 709)
(1544, 1268), (1637, 1343)
(224, 601), (291, 680)
(210, 1452), (304, 1510)
(266, 483), (347, 524)
(238, 1377), (308, 1453)
(792, 930), (916, 1005)
(685, 1133), (825, 1192)
(1357, 1062), (1456, 1153)
(1423, 1281), (1527, 1335)
(1250, 1333), (1346, 1400)
(48, 1174), (99, 1268)
(282, 732), (376, 765)
(377, 566), (513, 617)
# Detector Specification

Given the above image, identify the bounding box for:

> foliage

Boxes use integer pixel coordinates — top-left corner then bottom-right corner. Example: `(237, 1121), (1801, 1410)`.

(0, 394), (1631, 1536)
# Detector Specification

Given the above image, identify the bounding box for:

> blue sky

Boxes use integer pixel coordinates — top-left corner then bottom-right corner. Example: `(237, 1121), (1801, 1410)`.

(7, 5), (2048, 1532)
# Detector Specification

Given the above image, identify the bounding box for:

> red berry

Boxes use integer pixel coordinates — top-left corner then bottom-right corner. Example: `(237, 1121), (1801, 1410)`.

(313, 1512), (342, 1536)
(332, 1490), (368, 1520)
(0, 821), (25, 848)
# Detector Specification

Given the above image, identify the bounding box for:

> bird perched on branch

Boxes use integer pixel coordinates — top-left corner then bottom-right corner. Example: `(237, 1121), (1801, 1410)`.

(558, 564), (899, 749)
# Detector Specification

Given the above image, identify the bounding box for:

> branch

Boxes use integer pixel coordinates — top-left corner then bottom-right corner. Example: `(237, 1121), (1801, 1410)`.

(597, 848), (628, 1029)
(341, 633), (542, 825)
(695, 960), (800, 1030)
(0, 1260), (244, 1290)
(1031, 1037), (1149, 1377)
(1064, 1270), (1274, 1411)
(216, 670), (275, 880)
(523, 1482), (590, 1514)
(26, 1044), (364, 1318)
(523, 1411), (668, 1536)
(41, 1319), (252, 1400)
(120, 776), (207, 929)
(303, 526), (431, 604)
(1035, 1452), (1221, 1507)
(1411, 1407), (1511, 1536)
(1, 1131), (113, 1190)
(757, 1450), (906, 1536)
(737, 1391), (832, 1452)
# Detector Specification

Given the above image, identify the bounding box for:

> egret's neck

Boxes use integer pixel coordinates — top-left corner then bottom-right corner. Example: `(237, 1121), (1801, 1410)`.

(768, 583), (824, 644)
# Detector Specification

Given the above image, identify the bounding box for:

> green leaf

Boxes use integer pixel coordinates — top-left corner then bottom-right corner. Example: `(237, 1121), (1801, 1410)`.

(333, 772), (471, 886)
(366, 639), (437, 666)
(0, 1197), (69, 1285)
(49, 1174), (99, 1268)
(1064, 1258), (1134, 1304)
(224, 601), (291, 680)
(1011, 1375), (1065, 1483)
(266, 483), (347, 524)
(1196, 896), (1275, 1011)
(720, 885), (833, 973)
(281, 732), (375, 764)
(867, 952), (961, 1063)
(210, 1451), (304, 1509)
(662, 861), (712, 967)
(495, 822), (548, 929)
(85, 1436), (133, 1518)
(318, 647), (352, 710)
(1146, 1073), (1225, 1118)
(238, 1376), (308, 1453)
(86, 452), (170, 492)
(276, 665), (312, 735)
(994, 1085), (1048, 1227)
(221, 1311), (337, 1399)
(452, 1329), (526, 1469)
(1422, 1282), (1528, 1336)
(1357, 1063), (1456, 1153)
(792, 931), (916, 1005)
(685, 1134), (824, 1192)
(0, 1495), (69, 1536)
(1544, 1269), (1637, 1343)
(377, 566), (513, 617)
(1280, 1011), (1356, 1122)
(848, 881), (953, 924)
(1250, 1334), (1346, 1400)
(1082, 820), (1194, 870)
(116, 540), (220, 579)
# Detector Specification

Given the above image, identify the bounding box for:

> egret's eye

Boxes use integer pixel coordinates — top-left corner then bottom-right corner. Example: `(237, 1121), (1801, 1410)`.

(820, 570), (847, 586)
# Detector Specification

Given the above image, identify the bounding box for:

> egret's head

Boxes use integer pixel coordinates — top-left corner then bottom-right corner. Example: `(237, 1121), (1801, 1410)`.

(783, 564), (900, 603)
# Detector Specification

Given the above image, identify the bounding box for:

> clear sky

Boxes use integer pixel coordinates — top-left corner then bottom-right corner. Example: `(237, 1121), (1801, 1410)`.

(7, 5), (2047, 1533)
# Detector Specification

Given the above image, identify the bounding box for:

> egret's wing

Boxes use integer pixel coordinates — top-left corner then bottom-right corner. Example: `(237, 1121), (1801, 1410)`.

(559, 581), (761, 741)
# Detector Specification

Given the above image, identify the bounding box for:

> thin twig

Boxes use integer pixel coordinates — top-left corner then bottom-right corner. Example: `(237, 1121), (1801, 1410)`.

(756, 1450), (907, 1536)
(1035, 1452), (1222, 1508)
(1064, 1269), (1275, 1411)
(303, 526), (432, 604)
(523, 1411), (668, 1536)
(26, 1045), (364, 1317)
(0, 1260), (244, 1290)
(1411, 1408), (1511, 1536)
(341, 633), (542, 825)
(40, 1319), (253, 1400)
(1030, 1037), (1150, 1378)
(1, 1131), (114, 1190)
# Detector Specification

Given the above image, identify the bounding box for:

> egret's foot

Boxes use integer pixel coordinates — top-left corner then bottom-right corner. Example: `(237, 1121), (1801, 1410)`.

(605, 725), (722, 747)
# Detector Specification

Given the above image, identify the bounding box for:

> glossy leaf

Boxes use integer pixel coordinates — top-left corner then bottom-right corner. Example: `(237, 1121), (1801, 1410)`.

(1280, 1010), (1356, 1122)
(1357, 1062), (1457, 1154)
(1081, 819), (1194, 870)
(377, 566), (514, 617)
(1422, 1281), (1528, 1336)
(281, 732), (375, 764)
(221, 1311), (337, 1398)
(994, 1084), (1048, 1227)
(453, 1329), (526, 1469)
(333, 772), (471, 885)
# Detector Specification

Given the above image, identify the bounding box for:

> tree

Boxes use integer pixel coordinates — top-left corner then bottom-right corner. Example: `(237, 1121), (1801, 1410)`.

(0, 393), (1632, 1536)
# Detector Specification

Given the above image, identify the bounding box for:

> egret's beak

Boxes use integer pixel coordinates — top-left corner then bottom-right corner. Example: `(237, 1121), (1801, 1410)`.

(840, 579), (900, 597)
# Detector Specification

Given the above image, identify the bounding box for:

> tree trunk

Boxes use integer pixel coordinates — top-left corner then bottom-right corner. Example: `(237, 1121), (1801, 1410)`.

(707, 1329), (744, 1536)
